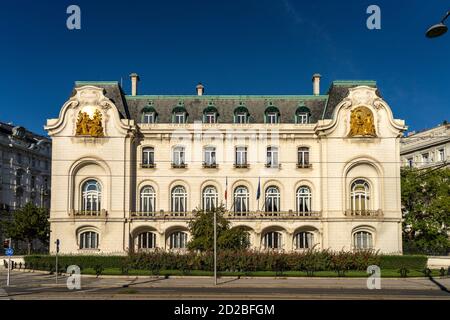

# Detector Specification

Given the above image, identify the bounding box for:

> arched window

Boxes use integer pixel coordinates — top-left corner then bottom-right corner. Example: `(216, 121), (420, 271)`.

(169, 231), (188, 249)
(79, 231), (99, 249)
(351, 180), (370, 212)
(265, 106), (280, 124)
(141, 106), (157, 124)
(296, 186), (311, 214)
(297, 147), (310, 167)
(234, 186), (249, 215)
(171, 186), (187, 214)
(140, 186), (156, 214)
(172, 146), (185, 166)
(203, 106), (218, 124)
(354, 231), (373, 250)
(234, 105), (249, 124)
(295, 106), (310, 124)
(265, 186), (280, 214)
(263, 231), (282, 250)
(137, 232), (157, 250)
(202, 186), (218, 211)
(266, 146), (279, 167)
(142, 147), (155, 167)
(294, 231), (314, 249)
(82, 180), (101, 214)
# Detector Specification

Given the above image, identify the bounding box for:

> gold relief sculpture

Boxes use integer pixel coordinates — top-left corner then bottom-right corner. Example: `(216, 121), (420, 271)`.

(348, 106), (376, 137)
(76, 110), (104, 137)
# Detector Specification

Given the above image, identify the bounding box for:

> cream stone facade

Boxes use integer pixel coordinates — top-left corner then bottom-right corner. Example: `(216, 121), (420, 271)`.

(45, 76), (406, 255)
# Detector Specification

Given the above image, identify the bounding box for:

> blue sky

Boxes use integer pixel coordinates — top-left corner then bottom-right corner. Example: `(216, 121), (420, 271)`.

(0, 0), (448, 135)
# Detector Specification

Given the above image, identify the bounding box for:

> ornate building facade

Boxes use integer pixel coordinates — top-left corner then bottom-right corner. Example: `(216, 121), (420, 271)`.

(401, 121), (449, 169)
(45, 74), (406, 254)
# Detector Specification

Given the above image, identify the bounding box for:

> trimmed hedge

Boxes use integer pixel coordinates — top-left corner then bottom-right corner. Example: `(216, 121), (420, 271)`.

(24, 250), (427, 274)
(379, 255), (427, 270)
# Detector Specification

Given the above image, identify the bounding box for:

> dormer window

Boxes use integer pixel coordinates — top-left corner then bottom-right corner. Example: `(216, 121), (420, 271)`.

(172, 103), (188, 124)
(234, 105), (250, 124)
(141, 106), (157, 124)
(265, 105), (280, 124)
(295, 105), (310, 124)
(203, 105), (218, 124)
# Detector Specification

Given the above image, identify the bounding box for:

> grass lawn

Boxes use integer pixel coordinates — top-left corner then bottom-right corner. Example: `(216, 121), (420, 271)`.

(79, 268), (444, 278)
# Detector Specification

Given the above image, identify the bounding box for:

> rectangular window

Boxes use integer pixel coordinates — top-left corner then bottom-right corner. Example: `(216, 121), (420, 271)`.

(298, 148), (310, 166)
(174, 113), (185, 124)
(204, 147), (216, 165)
(438, 149), (445, 162)
(143, 112), (155, 124)
(267, 113), (278, 124)
(266, 147), (278, 167)
(204, 113), (216, 124)
(173, 148), (185, 165)
(297, 113), (308, 124)
(236, 113), (247, 124)
(235, 147), (247, 165)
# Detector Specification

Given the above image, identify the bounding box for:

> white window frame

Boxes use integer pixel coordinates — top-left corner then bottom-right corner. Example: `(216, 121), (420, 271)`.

(294, 232), (314, 249)
(82, 180), (102, 213)
(234, 186), (249, 214)
(142, 112), (156, 124)
(204, 146), (216, 165)
(422, 153), (430, 164)
(438, 149), (445, 162)
(235, 146), (247, 165)
(297, 112), (309, 124)
(297, 147), (310, 166)
(235, 112), (248, 124)
(265, 186), (280, 214)
(353, 231), (373, 250)
(266, 146), (279, 167)
(171, 186), (187, 214)
(296, 186), (311, 214)
(263, 231), (282, 250)
(79, 231), (99, 249)
(137, 232), (157, 250)
(140, 186), (156, 214)
(174, 112), (186, 124)
(204, 112), (216, 124)
(266, 112), (278, 124)
(173, 146), (185, 166)
(169, 231), (188, 249)
(202, 186), (218, 211)
(142, 147), (155, 165)
(350, 180), (370, 212)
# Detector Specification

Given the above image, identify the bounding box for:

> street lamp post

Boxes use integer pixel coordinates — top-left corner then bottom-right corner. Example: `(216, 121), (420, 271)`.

(426, 10), (450, 38)
(214, 210), (217, 286)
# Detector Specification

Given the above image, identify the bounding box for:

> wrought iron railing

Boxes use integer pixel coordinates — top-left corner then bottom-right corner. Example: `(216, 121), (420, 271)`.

(130, 210), (321, 219)
(344, 209), (383, 217)
(70, 209), (107, 217)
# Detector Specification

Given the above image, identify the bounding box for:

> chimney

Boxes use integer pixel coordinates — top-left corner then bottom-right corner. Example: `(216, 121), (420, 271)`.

(312, 73), (321, 96)
(130, 73), (140, 96)
(196, 83), (204, 96)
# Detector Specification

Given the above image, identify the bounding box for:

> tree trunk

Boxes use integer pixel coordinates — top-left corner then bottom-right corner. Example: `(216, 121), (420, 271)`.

(27, 241), (31, 255)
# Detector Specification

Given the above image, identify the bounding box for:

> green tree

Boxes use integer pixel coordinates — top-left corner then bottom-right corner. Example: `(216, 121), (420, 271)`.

(401, 167), (450, 255)
(187, 205), (250, 252)
(0, 202), (50, 255)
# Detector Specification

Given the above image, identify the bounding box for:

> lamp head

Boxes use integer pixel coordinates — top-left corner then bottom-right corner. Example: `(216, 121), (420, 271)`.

(426, 22), (448, 38)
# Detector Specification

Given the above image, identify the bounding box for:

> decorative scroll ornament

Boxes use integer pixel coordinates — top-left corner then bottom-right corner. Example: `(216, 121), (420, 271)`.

(348, 106), (376, 137)
(76, 109), (104, 137)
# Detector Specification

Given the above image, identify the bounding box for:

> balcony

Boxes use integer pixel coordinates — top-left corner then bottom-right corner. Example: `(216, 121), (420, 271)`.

(131, 211), (193, 219)
(234, 163), (249, 169)
(141, 163), (156, 169)
(171, 163), (187, 169)
(225, 211), (321, 220)
(265, 163), (282, 169)
(296, 163), (312, 169)
(70, 209), (107, 218)
(344, 209), (383, 218)
(203, 162), (218, 169)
